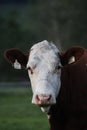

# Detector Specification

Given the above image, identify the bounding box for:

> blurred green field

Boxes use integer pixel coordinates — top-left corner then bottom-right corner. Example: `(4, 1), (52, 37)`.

(0, 86), (49, 130)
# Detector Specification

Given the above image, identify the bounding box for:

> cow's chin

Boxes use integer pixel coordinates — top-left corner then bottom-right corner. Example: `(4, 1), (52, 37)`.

(40, 106), (51, 113)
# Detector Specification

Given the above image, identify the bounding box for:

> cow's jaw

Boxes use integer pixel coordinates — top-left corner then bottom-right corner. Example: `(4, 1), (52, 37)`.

(27, 40), (62, 113)
(41, 106), (51, 113)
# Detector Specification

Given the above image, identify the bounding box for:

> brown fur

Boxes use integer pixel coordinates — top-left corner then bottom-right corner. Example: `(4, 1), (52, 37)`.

(49, 47), (87, 130)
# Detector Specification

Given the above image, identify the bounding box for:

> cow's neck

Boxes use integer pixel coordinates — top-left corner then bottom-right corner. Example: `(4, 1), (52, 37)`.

(47, 102), (62, 130)
(47, 84), (67, 130)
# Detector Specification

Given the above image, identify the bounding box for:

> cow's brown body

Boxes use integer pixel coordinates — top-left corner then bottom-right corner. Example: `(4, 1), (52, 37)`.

(49, 48), (87, 130)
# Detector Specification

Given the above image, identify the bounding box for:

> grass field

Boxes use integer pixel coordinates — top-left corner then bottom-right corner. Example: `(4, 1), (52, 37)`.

(0, 86), (49, 130)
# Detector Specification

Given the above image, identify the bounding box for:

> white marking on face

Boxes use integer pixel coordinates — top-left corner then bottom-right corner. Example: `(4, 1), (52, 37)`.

(27, 40), (62, 112)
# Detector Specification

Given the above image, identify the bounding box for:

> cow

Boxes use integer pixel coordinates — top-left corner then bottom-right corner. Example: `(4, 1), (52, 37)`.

(4, 40), (87, 130)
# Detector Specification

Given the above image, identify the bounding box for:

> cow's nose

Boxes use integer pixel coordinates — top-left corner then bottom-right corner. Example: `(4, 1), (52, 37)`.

(36, 94), (52, 105)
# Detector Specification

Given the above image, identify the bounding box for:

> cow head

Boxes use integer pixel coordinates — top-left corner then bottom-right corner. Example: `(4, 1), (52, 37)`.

(4, 40), (84, 113)
(26, 41), (62, 112)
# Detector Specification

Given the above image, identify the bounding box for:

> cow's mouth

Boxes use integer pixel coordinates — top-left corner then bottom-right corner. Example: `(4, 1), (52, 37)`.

(38, 104), (51, 107)
(40, 106), (51, 113)
(38, 104), (52, 113)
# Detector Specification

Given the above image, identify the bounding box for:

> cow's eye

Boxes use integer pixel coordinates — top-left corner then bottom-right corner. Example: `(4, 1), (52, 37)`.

(28, 67), (33, 74)
(56, 65), (61, 70)
(54, 65), (62, 73)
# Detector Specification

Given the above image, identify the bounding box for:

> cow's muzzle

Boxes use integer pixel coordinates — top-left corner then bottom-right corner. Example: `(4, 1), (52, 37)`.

(35, 94), (52, 106)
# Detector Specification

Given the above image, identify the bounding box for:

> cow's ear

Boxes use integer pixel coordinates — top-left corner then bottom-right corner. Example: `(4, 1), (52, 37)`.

(59, 46), (84, 66)
(4, 48), (28, 69)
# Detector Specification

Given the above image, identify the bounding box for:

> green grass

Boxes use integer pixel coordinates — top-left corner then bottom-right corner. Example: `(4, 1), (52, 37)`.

(0, 86), (49, 130)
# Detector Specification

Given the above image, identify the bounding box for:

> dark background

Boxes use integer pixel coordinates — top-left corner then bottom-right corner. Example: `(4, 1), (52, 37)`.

(1, 0), (87, 81)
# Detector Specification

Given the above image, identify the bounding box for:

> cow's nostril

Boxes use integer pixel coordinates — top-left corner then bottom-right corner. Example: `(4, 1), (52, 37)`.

(36, 94), (51, 103)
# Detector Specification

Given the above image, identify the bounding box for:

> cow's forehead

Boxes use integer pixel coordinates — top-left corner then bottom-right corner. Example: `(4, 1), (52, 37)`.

(28, 40), (60, 66)
(30, 40), (59, 53)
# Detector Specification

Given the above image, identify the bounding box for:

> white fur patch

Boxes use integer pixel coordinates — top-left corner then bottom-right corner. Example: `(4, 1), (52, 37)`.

(47, 114), (51, 119)
(41, 106), (50, 113)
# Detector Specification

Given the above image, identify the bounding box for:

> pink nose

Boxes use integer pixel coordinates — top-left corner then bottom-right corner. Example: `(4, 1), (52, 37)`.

(36, 94), (52, 105)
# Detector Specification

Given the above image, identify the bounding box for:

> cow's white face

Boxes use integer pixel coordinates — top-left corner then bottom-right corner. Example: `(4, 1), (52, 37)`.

(27, 40), (62, 112)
